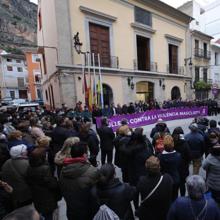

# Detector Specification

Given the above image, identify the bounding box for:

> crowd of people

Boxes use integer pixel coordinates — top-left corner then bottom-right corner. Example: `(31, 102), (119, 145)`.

(0, 103), (220, 220)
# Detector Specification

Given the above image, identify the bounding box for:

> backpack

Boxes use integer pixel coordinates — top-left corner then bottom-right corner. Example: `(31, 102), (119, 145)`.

(155, 133), (165, 154)
(93, 205), (120, 220)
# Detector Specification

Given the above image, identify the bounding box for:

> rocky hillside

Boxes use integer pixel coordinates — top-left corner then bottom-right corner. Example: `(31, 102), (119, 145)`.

(0, 0), (37, 53)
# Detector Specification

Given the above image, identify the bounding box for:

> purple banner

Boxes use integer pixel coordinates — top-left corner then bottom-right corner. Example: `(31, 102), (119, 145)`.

(96, 107), (208, 131)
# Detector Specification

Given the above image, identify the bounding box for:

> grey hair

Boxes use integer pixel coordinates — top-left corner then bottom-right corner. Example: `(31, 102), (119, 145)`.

(61, 137), (80, 154)
(186, 175), (206, 200)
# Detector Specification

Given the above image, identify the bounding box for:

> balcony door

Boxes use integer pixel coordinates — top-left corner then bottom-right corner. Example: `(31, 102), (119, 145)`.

(89, 22), (110, 67)
(136, 35), (150, 71)
(169, 44), (178, 74)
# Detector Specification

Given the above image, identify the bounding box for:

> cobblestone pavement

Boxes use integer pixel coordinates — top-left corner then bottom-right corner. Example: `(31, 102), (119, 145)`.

(57, 115), (219, 220)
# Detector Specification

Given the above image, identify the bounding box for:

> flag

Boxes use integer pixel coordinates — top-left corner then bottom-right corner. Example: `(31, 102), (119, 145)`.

(87, 53), (93, 111)
(98, 53), (104, 109)
(92, 53), (97, 106)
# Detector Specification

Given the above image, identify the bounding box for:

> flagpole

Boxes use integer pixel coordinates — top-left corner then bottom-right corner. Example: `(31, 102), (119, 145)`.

(81, 54), (85, 94)
(98, 53), (104, 109)
(92, 53), (97, 106)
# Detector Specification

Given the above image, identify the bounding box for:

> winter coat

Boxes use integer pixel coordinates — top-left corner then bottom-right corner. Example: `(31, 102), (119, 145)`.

(79, 129), (100, 156)
(185, 131), (205, 159)
(158, 151), (181, 185)
(0, 188), (12, 219)
(0, 142), (10, 171)
(91, 178), (136, 219)
(202, 154), (220, 191)
(167, 197), (220, 220)
(97, 125), (115, 151)
(51, 126), (68, 155)
(27, 163), (60, 214)
(59, 161), (98, 220)
(174, 139), (191, 180)
(137, 173), (173, 220)
(1, 158), (32, 207)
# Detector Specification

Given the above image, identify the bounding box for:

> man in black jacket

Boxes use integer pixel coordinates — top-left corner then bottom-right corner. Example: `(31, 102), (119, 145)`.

(97, 118), (115, 165)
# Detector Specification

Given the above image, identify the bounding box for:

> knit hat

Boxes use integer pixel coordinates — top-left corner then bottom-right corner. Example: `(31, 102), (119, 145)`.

(145, 156), (160, 173)
(10, 144), (27, 159)
(189, 123), (198, 131)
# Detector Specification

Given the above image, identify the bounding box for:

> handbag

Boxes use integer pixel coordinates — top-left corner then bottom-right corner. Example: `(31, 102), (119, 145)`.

(136, 176), (163, 216)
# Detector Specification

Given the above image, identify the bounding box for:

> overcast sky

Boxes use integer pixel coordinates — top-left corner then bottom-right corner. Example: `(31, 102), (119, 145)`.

(29, 0), (217, 8)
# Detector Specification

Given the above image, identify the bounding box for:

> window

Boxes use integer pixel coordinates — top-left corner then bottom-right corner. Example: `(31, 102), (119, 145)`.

(135, 6), (152, 26)
(32, 54), (39, 63)
(89, 22), (111, 67)
(195, 67), (200, 82)
(16, 60), (21, 63)
(7, 66), (13, 71)
(10, 91), (15, 99)
(169, 44), (178, 74)
(38, 10), (42, 30)
(7, 58), (12, 62)
(215, 52), (218, 65)
(35, 74), (41, 83)
(37, 89), (42, 99)
(203, 68), (208, 82)
(17, 67), (23, 72)
(42, 53), (47, 74)
(195, 40), (199, 56)
(204, 43), (207, 58)
(45, 90), (48, 101)
(17, 77), (25, 88)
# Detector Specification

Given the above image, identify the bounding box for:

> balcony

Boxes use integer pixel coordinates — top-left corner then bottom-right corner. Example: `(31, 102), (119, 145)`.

(194, 48), (211, 60)
(133, 60), (158, 72)
(167, 65), (184, 75)
(89, 55), (119, 69)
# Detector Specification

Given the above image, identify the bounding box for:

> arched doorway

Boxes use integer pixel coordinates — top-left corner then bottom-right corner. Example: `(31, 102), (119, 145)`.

(136, 81), (154, 102)
(171, 86), (181, 100)
(102, 84), (113, 106)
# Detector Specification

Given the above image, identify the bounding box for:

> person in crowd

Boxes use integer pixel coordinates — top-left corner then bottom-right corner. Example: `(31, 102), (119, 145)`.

(167, 175), (220, 220)
(158, 135), (181, 201)
(152, 119), (170, 154)
(30, 117), (45, 140)
(59, 141), (99, 220)
(91, 163), (136, 219)
(110, 103), (117, 116)
(81, 106), (92, 122)
(0, 131), (9, 170)
(54, 137), (80, 166)
(27, 149), (60, 220)
(208, 120), (220, 135)
(97, 117), (115, 165)
(64, 119), (79, 138)
(50, 116), (69, 174)
(202, 140), (220, 204)
(116, 104), (123, 115)
(114, 125), (132, 182)
(7, 130), (33, 151)
(92, 105), (102, 125)
(136, 156), (173, 220)
(122, 104), (128, 114)
(2, 205), (41, 220)
(79, 123), (99, 167)
(172, 127), (191, 196)
(185, 123), (205, 174)
(102, 105), (111, 118)
(1, 145), (32, 209)
(0, 180), (13, 219)
(17, 121), (35, 146)
(127, 102), (135, 114)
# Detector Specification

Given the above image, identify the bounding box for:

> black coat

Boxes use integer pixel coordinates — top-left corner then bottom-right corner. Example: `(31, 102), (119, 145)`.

(97, 125), (115, 151)
(158, 151), (181, 185)
(137, 173), (173, 220)
(60, 162), (98, 220)
(27, 163), (60, 214)
(91, 178), (136, 219)
(0, 142), (9, 171)
(174, 139), (191, 180)
(0, 188), (12, 219)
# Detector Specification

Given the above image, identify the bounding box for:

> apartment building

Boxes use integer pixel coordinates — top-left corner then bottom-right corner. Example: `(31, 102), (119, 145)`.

(38, 0), (193, 108)
(0, 51), (28, 100)
(179, 0), (213, 100)
(25, 51), (43, 101)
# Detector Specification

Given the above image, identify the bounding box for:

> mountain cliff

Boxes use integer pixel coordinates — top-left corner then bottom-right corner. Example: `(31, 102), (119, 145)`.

(0, 0), (37, 53)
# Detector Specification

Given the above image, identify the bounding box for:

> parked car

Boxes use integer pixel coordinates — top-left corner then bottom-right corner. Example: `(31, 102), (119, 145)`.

(0, 97), (12, 106)
(16, 102), (39, 112)
(11, 99), (27, 106)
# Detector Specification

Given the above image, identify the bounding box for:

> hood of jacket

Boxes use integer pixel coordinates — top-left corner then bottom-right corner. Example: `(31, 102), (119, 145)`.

(206, 154), (220, 166)
(61, 162), (91, 179)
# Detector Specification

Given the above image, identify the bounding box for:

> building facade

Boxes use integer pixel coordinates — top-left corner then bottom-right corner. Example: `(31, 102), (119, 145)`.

(38, 0), (193, 109)
(179, 1), (213, 100)
(0, 51), (28, 100)
(25, 52), (43, 101)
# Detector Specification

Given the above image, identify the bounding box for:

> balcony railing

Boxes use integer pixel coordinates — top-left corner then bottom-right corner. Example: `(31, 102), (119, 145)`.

(133, 60), (158, 72)
(194, 48), (211, 60)
(167, 65), (184, 75)
(87, 55), (119, 69)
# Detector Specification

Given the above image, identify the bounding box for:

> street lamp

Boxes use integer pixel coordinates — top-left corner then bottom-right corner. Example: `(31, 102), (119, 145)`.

(73, 32), (83, 54)
(184, 57), (193, 66)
